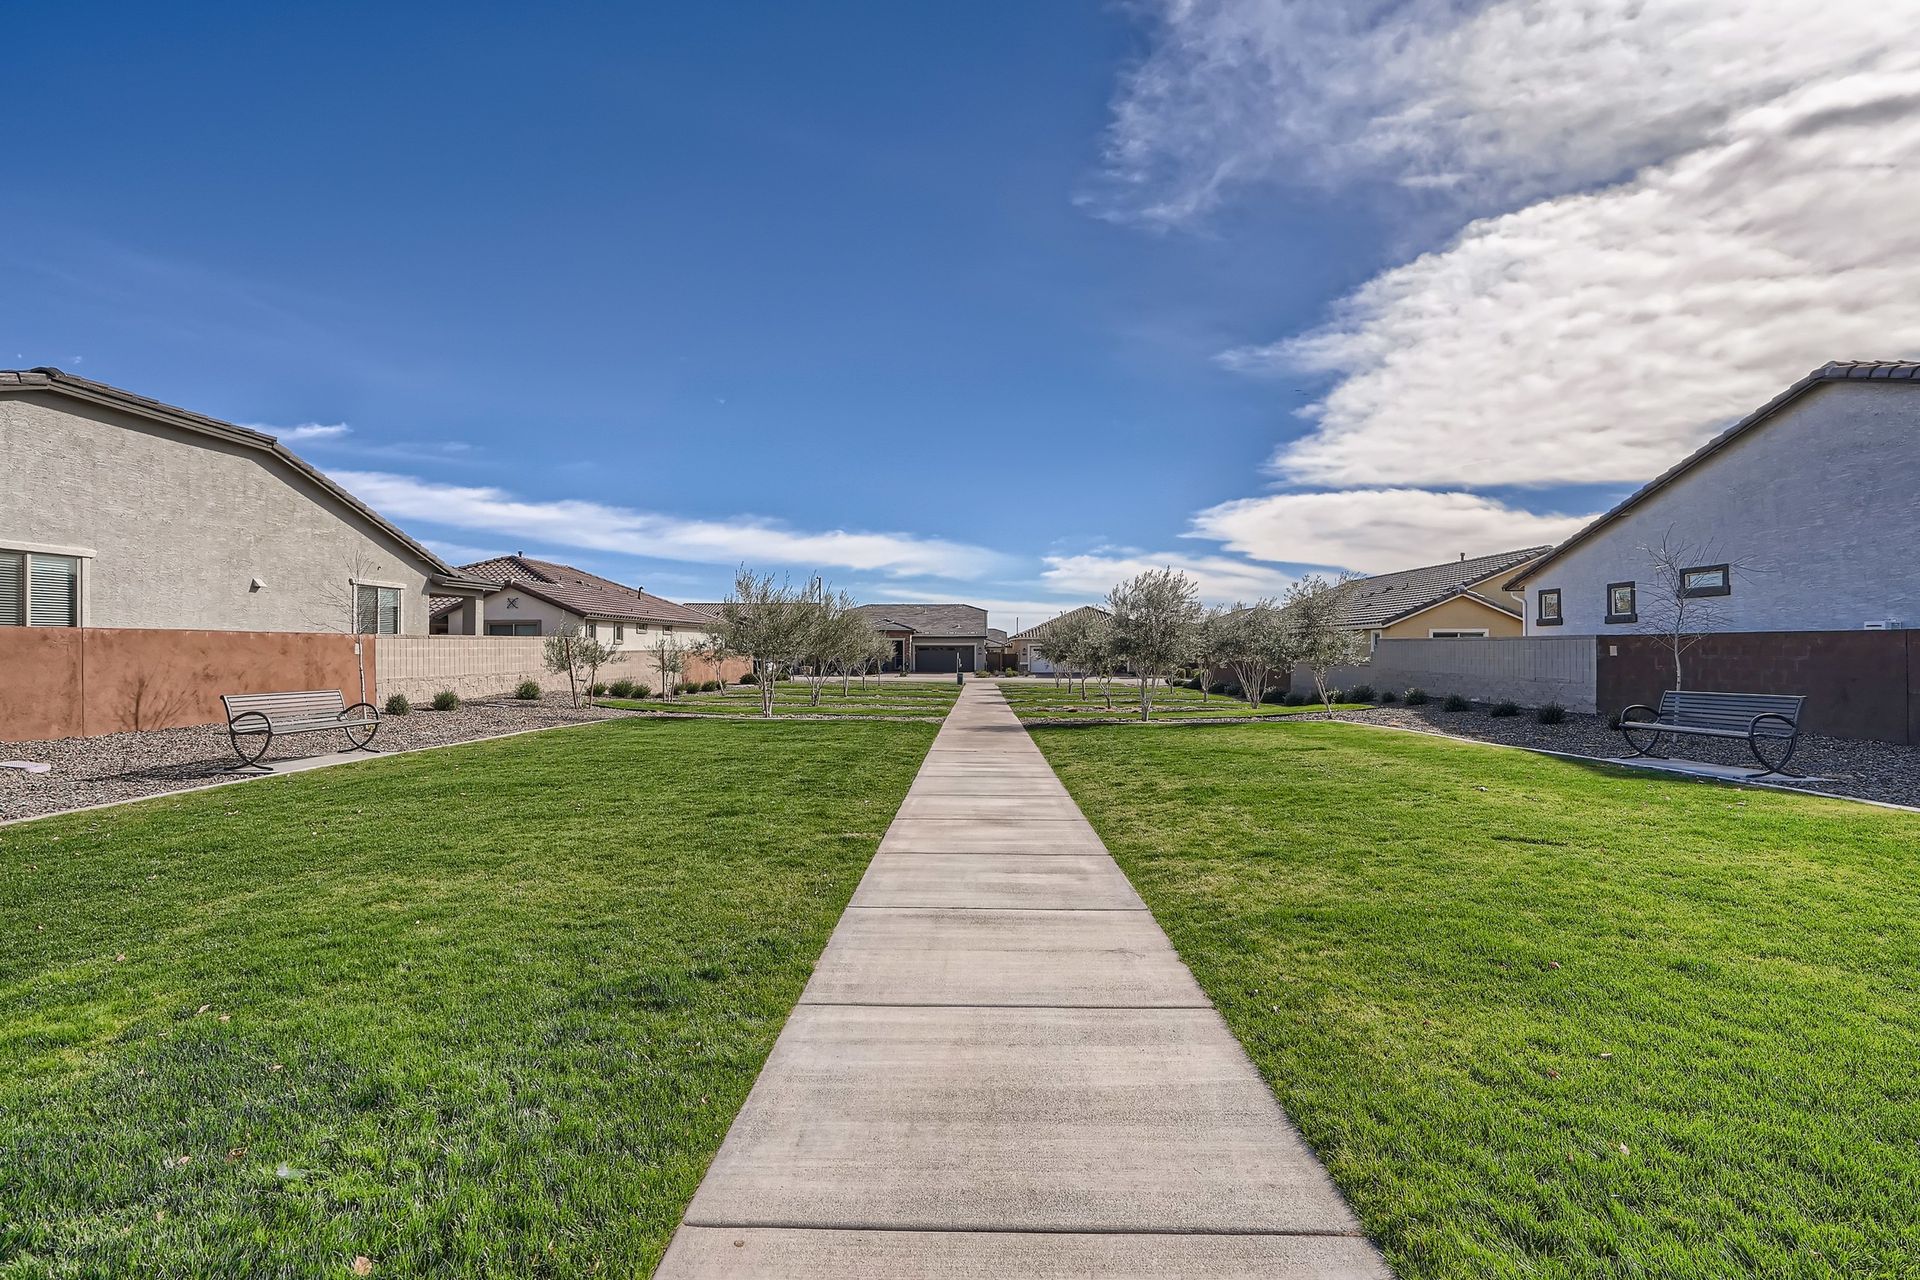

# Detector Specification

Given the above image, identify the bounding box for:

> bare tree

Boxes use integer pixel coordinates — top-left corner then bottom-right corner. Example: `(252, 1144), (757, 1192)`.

(1636, 530), (1760, 689)
(308, 549), (392, 704)
(543, 623), (612, 708)
(1218, 600), (1298, 709)
(1285, 574), (1366, 717)
(1107, 567), (1201, 721)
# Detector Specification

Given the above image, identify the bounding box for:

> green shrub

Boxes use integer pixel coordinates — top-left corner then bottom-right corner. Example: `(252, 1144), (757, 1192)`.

(1380, 688), (1399, 703)
(676, 681), (701, 696)
(607, 678), (636, 698)
(701, 680), (722, 692)
(1261, 688), (1288, 705)
(384, 693), (411, 716)
(1404, 687), (1429, 706)
(1537, 701), (1567, 724)
(1283, 692), (1309, 706)
(431, 690), (460, 711)
(738, 671), (760, 685)
(1490, 700), (1521, 717)
(514, 680), (541, 700)
(1346, 684), (1375, 703)
(1443, 693), (1472, 712)
(629, 682), (652, 699)
(588, 682), (608, 697)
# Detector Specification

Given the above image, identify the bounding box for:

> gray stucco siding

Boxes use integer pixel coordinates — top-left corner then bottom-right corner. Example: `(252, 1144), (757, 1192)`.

(2, 391), (440, 633)
(1522, 382), (1920, 635)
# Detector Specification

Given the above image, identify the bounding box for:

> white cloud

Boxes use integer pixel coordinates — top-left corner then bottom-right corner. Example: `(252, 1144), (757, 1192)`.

(1039, 548), (1299, 604)
(1097, 0), (1920, 491)
(1188, 489), (1591, 575)
(331, 470), (1005, 580)
(251, 421), (352, 443)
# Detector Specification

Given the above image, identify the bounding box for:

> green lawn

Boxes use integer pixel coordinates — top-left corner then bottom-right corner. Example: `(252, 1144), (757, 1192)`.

(0, 717), (935, 1277)
(1032, 720), (1920, 1279)
(598, 679), (960, 719)
(998, 681), (1361, 721)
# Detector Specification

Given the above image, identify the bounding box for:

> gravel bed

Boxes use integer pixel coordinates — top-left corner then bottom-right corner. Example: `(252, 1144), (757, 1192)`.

(1327, 705), (1920, 809)
(0, 693), (623, 824)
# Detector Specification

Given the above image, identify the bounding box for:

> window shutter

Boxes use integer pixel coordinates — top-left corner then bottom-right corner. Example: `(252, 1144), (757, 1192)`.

(27, 554), (78, 626)
(0, 552), (22, 626)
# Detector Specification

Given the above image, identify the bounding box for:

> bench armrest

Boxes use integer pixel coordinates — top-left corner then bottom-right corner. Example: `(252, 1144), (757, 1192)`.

(1618, 704), (1659, 724)
(339, 701), (380, 722)
(1749, 712), (1798, 738)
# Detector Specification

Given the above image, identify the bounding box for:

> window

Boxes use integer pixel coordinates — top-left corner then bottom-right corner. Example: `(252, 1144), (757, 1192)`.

(0, 550), (80, 627)
(1536, 588), (1563, 626)
(354, 583), (402, 634)
(613, 624), (624, 643)
(1606, 582), (1638, 623)
(663, 625), (674, 634)
(1429, 628), (1489, 639)
(487, 621), (540, 637)
(1681, 564), (1731, 598)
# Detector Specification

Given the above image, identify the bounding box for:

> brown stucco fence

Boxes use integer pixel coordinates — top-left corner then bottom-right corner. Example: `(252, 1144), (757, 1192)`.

(0, 627), (373, 742)
(1595, 631), (1918, 745)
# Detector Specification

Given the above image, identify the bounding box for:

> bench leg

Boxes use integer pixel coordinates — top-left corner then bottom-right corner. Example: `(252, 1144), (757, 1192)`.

(226, 727), (275, 774)
(1747, 734), (1802, 779)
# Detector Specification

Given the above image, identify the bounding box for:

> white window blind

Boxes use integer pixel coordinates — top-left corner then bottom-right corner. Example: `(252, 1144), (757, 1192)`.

(0, 552), (22, 626)
(27, 553), (79, 626)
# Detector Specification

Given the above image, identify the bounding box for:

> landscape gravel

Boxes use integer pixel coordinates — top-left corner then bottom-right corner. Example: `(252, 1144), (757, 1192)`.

(0, 694), (623, 823)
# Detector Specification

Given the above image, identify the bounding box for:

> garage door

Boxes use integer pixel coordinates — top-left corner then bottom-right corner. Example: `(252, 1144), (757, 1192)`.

(913, 645), (973, 673)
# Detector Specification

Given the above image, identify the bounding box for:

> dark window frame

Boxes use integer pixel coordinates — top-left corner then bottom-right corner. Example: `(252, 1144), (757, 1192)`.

(1680, 563), (1732, 598)
(1536, 588), (1563, 626)
(1605, 581), (1638, 624)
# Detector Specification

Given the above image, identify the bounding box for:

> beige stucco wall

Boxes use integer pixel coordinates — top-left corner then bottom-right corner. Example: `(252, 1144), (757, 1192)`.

(1, 390), (439, 633)
(1377, 594), (1525, 640)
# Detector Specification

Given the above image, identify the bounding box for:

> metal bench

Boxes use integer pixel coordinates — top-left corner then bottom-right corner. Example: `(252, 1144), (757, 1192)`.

(221, 689), (381, 771)
(1617, 689), (1805, 777)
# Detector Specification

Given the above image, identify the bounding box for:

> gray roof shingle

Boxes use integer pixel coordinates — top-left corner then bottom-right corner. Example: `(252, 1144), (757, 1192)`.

(1340, 548), (1548, 629)
(432, 556), (714, 625)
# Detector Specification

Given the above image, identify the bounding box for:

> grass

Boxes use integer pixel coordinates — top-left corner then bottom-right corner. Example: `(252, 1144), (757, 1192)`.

(0, 716), (936, 1277)
(597, 679), (960, 720)
(998, 681), (1362, 721)
(1032, 720), (1920, 1279)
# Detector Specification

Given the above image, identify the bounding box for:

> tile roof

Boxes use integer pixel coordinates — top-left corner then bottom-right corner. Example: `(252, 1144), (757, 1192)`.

(431, 556), (714, 626)
(3, 367), (492, 591)
(1340, 547), (1549, 629)
(1008, 605), (1109, 642)
(852, 603), (989, 637)
(1507, 360), (1920, 589)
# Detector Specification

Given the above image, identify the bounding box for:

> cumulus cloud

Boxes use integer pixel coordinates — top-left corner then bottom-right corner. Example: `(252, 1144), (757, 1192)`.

(1188, 489), (1590, 575)
(1039, 548), (1299, 603)
(1097, 0), (1920, 494)
(332, 470), (1004, 580)
(253, 421), (352, 443)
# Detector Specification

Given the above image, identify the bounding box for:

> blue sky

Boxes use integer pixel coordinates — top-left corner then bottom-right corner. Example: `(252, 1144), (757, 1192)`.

(9, 2), (1914, 630)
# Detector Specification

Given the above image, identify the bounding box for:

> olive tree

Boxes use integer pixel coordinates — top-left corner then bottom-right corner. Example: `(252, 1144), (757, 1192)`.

(1188, 605), (1235, 702)
(716, 568), (816, 717)
(1107, 567), (1201, 721)
(1042, 609), (1101, 699)
(689, 629), (732, 691)
(1285, 574), (1366, 716)
(543, 623), (614, 708)
(1217, 600), (1298, 709)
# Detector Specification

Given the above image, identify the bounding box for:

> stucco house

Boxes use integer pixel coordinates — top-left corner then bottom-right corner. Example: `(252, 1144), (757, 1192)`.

(430, 555), (714, 645)
(1009, 606), (1110, 675)
(0, 367), (490, 634)
(852, 603), (992, 673)
(1506, 361), (1920, 635)
(1342, 547), (1547, 648)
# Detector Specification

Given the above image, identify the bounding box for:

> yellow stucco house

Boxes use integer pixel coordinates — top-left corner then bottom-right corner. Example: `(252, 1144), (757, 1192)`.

(1342, 547), (1549, 648)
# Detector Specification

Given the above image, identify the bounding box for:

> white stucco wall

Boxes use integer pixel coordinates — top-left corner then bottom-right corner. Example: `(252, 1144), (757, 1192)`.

(2, 390), (441, 633)
(1521, 382), (1920, 635)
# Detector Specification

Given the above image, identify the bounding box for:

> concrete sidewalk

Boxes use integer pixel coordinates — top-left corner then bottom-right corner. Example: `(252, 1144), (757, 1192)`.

(656, 682), (1389, 1278)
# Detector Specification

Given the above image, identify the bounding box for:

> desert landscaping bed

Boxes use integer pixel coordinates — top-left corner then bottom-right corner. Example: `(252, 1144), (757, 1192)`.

(0, 693), (625, 823)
